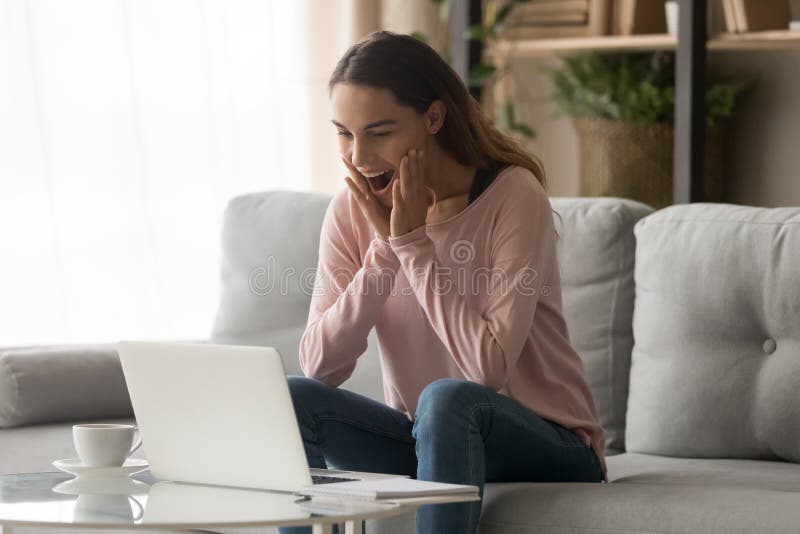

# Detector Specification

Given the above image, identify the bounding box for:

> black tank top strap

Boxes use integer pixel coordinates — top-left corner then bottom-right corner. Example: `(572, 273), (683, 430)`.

(468, 162), (505, 205)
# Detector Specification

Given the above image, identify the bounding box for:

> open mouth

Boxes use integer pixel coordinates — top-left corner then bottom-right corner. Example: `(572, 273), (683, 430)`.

(367, 169), (396, 194)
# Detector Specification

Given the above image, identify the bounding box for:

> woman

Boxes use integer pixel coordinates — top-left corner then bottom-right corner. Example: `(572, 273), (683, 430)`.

(285, 31), (606, 534)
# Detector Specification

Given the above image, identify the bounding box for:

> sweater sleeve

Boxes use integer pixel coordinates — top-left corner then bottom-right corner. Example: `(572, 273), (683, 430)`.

(298, 189), (400, 387)
(387, 179), (555, 391)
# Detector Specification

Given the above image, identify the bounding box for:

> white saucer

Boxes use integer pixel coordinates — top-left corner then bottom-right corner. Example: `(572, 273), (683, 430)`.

(53, 476), (150, 496)
(53, 458), (149, 479)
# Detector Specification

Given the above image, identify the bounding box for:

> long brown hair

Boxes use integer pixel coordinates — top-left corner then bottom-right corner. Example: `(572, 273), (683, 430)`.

(328, 30), (547, 191)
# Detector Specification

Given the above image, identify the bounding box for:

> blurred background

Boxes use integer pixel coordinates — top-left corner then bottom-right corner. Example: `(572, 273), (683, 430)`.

(1, 0), (798, 347)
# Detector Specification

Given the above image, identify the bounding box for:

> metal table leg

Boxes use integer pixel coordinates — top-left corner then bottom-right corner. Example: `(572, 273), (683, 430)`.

(345, 519), (364, 534)
(312, 523), (333, 534)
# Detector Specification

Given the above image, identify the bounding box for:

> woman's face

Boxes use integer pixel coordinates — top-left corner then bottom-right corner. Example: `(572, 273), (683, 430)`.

(331, 83), (440, 206)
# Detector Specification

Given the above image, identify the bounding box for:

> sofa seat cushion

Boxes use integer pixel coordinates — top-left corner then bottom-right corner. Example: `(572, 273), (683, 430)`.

(364, 453), (800, 534)
(477, 453), (800, 534)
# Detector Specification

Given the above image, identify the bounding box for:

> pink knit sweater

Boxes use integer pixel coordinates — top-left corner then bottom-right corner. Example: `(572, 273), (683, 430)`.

(299, 164), (608, 483)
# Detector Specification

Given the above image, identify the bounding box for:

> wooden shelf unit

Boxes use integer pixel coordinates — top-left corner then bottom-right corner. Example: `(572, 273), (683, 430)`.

(468, 1), (797, 204)
(484, 30), (800, 60)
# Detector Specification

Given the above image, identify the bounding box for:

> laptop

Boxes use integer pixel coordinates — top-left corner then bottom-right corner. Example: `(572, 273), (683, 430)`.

(116, 340), (403, 493)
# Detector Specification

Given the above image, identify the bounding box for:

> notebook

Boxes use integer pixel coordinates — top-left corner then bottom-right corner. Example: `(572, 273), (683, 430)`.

(298, 477), (480, 501)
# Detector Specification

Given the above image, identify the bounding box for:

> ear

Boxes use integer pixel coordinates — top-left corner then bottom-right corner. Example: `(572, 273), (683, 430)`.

(425, 100), (446, 134)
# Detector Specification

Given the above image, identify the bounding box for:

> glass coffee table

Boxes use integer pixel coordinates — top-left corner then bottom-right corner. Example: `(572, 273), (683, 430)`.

(0, 471), (479, 534)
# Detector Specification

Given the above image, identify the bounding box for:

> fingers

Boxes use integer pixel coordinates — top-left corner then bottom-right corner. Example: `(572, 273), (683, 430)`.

(412, 148), (420, 186)
(344, 177), (370, 218)
(341, 155), (370, 199)
(413, 149), (423, 203)
(402, 148), (424, 205)
(399, 154), (408, 201)
(392, 176), (400, 207)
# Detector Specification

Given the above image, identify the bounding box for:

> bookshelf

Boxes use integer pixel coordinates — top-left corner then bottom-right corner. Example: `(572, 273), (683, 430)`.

(476, 0), (799, 204)
(484, 30), (800, 59)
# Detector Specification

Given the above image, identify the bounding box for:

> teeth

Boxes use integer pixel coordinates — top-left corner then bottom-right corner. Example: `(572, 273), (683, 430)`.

(361, 169), (390, 178)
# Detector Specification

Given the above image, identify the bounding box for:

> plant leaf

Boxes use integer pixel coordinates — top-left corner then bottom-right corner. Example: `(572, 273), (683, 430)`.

(409, 31), (428, 44)
(467, 23), (494, 41)
(548, 51), (749, 124)
(469, 64), (497, 86)
(494, 2), (516, 29)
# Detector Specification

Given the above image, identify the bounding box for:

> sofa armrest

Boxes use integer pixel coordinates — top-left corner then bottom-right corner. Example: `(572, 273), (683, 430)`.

(0, 339), (207, 428)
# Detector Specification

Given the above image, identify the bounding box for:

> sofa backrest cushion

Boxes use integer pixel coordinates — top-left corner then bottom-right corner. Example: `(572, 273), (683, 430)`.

(626, 203), (800, 461)
(551, 198), (653, 454)
(0, 345), (133, 428)
(211, 190), (651, 455)
(210, 190), (385, 402)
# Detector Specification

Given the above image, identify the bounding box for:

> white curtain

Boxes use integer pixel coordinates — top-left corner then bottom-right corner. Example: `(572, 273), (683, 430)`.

(0, 0), (314, 345)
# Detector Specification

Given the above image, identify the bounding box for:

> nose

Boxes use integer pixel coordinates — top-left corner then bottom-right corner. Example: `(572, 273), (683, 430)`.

(350, 138), (371, 170)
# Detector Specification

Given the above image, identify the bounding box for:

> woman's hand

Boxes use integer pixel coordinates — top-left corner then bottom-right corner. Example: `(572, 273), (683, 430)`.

(342, 156), (391, 241)
(391, 148), (429, 238)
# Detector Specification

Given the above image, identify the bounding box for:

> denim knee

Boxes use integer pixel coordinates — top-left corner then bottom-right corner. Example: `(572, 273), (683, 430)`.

(286, 374), (326, 406)
(285, 375), (324, 427)
(413, 379), (487, 433)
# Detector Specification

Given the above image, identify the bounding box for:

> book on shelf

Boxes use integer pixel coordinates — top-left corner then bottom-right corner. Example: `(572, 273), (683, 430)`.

(507, 11), (588, 25)
(500, 25), (591, 39)
(613, 0), (667, 35)
(587, 0), (613, 36)
(507, 0), (588, 23)
(499, 0), (612, 39)
(723, 0), (791, 32)
(722, 0), (739, 33)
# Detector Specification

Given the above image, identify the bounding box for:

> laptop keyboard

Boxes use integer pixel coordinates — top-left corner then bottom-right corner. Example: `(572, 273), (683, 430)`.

(311, 474), (358, 485)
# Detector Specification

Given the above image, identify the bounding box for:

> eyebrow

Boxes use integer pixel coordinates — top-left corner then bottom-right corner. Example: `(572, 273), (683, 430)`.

(331, 119), (398, 132)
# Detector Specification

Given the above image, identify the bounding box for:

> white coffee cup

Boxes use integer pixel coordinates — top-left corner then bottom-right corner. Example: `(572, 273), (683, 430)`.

(73, 424), (143, 467)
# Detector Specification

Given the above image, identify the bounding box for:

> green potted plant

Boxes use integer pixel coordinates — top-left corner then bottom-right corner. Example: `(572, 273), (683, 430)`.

(547, 51), (753, 208)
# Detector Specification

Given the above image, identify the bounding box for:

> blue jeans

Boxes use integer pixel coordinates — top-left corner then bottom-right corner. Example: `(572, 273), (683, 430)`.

(279, 375), (603, 534)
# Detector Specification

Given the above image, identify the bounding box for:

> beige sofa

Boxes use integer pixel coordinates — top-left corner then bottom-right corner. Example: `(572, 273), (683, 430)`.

(2, 190), (799, 533)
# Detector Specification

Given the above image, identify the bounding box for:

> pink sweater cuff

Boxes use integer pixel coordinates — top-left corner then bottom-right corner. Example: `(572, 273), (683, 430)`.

(367, 235), (401, 271)
(387, 225), (428, 249)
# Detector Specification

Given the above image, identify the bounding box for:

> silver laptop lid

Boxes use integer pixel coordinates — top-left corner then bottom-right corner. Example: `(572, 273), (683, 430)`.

(117, 340), (312, 492)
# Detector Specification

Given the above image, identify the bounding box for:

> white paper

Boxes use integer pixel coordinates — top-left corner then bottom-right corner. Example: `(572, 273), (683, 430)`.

(300, 477), (479, 500)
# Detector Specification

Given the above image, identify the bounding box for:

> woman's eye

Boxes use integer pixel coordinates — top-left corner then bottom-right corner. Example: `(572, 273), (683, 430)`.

(336, 131), (390, 138)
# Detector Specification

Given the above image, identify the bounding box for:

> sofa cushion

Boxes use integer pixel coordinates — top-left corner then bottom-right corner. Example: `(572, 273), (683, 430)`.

(626, 203), (800, 461)
(550, 197), (654, 454)
(477, 453), (800, 534)
(210, 191), (384, 402)
(0, 345), (134, 428)
(364, 452), (800, 534)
